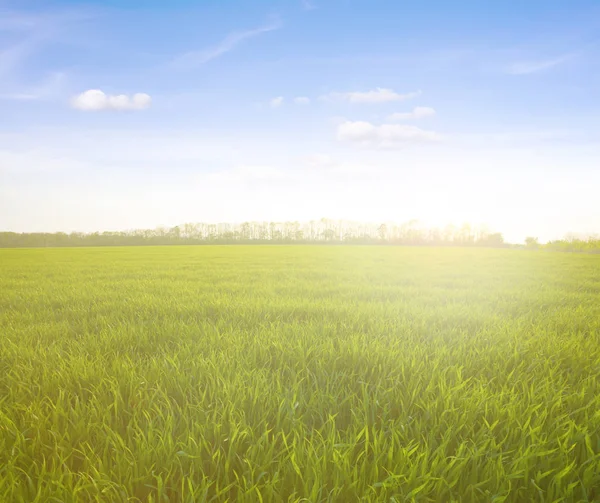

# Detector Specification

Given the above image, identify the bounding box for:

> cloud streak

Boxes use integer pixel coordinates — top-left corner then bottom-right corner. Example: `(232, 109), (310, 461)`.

(388, 107), (436, 121)
(337, 120), (440, 148)
(301, 0), (317, 10)
(0, 6), (94, 98)
(0, 72), (66, 101)
(323, 88), (422, 104)
(0, 7), (93, 32)
(171, 19), (282, 69)
(270, 96), (284, 108)
(0, 38), (40, 77)
(506, 55), (573, 75)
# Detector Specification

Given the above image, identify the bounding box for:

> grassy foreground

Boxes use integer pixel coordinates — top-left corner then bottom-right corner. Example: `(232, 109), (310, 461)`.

(1, 246), (600, 502)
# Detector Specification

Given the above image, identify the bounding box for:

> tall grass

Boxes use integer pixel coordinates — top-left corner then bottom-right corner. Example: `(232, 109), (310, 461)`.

(1, 246), (600, 502)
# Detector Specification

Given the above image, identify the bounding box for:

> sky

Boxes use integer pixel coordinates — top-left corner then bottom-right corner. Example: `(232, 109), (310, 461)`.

(1, 0), (600, 243)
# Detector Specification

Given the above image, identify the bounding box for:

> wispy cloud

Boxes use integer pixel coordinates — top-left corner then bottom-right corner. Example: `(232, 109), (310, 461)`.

(323, 88), (422, 104)
(301, 0), (317, 11)
(0, 72), (66, 101)
(0, 15), (31, 32)
(337, 120), (440, 148)
(0, 9), (47, 32)
(0, 7), (92, 32)
(454, 129), (586, 147)
(0, 6), (92, 96)
(269, 96), (284, 108)
(0, 38), (40, 77)
(0, 93), (37, 101)
(171, 19), (282, 69)
(506, 54), (573, 75)
(388, 107), (436, 121)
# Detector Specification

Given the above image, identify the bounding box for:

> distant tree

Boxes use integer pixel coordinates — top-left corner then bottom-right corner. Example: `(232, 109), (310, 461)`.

(525, 237), (539, 249)
(5, 220), (600, 252)
(443, 224), (457, 244)
(480, 232), (505, 247)
(290, 221), (303, 241)
(269, 222), (277, 240)
(170, 226), (181, 240)
(322, 229), (335, 241)
(458, 223), (474, 245)
(474, 224), (490, 243)
(240, 222), (251, 240)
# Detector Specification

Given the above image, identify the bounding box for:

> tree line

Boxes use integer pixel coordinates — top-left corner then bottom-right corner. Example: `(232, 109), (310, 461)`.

(1, 220), (505, 248)
(0, 219), (598, 252)
(527, 236), (600, 254)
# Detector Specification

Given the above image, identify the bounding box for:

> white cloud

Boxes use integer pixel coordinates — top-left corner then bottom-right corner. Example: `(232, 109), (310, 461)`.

(294, 96), (310, 104)
(270, 96), (284, 108)
(388, 106), (436, 121)
(324, 88), (422, 104)
(71, 90), (152, 111)
(506, 55), (572, 75)
(171, 19), (281, 68)
(337, 120), (440, 148)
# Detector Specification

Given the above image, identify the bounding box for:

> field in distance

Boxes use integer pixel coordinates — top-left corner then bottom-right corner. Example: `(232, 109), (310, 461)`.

(1, 246), (600, 502)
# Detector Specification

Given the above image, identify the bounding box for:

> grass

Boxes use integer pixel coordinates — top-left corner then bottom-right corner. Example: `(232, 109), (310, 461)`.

(1, 245), (600, 502)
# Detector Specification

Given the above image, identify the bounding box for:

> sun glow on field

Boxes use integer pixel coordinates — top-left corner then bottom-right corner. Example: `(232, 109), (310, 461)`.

(2, 246), (600, 501)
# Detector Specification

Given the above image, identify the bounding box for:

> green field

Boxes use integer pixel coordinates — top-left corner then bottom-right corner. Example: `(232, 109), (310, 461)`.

(1, 246), (600, 502)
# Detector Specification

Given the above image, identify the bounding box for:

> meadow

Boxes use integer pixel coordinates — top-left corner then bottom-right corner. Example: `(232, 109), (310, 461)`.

(1, 245), (600, 502)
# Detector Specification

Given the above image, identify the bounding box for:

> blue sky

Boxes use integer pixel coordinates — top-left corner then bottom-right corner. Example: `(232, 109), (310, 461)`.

(1, 0), (600, 242)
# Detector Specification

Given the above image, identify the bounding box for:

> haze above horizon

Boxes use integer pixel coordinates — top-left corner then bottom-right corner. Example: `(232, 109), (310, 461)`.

(1, 0), (599, 243)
